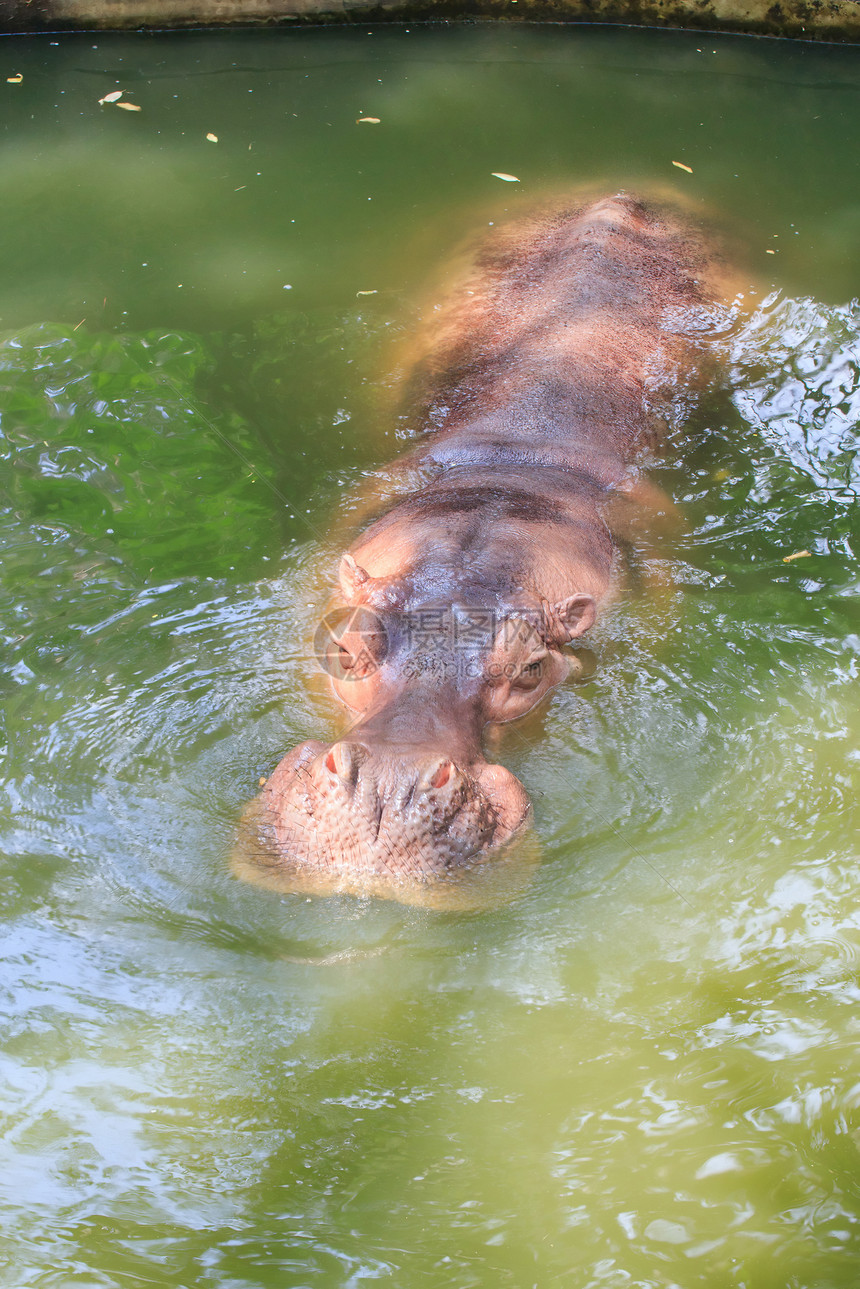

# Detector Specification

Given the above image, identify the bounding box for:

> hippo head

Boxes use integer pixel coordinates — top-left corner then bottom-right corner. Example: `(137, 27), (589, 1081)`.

(254, 555), (595, 889)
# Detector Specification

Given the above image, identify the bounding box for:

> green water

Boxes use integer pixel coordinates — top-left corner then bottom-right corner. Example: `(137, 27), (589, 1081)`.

(1, 24), (859, 1287)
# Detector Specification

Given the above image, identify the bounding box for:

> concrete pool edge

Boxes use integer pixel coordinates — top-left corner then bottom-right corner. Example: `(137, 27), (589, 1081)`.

(1, 0), (859, 42)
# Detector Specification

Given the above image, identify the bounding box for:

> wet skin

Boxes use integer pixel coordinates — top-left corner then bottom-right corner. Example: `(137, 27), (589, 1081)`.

(244, 194), (729, 893)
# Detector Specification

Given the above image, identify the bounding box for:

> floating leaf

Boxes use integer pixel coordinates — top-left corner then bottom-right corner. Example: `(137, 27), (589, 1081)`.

(783, 549), (812, 563)
(766, 248), (776, 255)
(98, 90), (123, 104)
(116, 102), (142, 112)
(356, 116), (380, 124)
(672, 161), (693, 173)
(356, 289), (378, 296)
(6, 73), (23, 84)
(491, 172), (520, 182)
(206, 132), (218, 142)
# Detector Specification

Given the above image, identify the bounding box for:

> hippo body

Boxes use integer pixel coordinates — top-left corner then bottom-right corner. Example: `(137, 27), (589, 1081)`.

(243, 195), (729, 898)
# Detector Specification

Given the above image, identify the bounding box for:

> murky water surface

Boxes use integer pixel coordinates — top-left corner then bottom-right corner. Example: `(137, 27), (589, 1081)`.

(1, 25), (859, 1287)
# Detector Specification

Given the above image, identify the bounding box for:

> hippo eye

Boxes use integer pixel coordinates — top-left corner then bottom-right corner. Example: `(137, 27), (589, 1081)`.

(338, 645), (354, 671)
(513, 659), (544, 691)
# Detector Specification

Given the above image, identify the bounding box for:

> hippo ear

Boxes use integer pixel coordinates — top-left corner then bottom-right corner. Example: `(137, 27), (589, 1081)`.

(544, 593), (596, 643)
(339, 552), (370, 601)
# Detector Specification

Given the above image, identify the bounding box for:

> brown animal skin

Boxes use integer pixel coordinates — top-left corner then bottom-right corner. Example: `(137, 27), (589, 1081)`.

(242, 194), (730, 897)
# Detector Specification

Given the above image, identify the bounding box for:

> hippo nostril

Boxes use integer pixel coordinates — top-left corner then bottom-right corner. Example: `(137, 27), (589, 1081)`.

(431, 761), (452, 789)
(323, 741), (365, 786)
(418, 757), (459, 794)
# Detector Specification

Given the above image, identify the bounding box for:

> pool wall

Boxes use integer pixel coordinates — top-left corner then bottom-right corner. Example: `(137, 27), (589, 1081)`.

(1, 0), (858, 41)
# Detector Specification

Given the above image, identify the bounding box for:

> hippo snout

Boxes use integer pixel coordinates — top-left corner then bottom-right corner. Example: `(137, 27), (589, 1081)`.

(256, 737), (530, 883)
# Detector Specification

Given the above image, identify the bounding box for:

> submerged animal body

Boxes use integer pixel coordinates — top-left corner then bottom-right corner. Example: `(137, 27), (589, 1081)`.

(245, 194), (728, 896)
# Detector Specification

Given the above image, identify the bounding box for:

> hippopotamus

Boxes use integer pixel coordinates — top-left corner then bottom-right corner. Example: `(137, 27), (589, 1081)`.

(240, 193), (730, 899)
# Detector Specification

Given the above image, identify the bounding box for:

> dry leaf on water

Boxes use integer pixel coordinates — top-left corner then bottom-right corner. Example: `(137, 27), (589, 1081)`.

(206, 132), (218, 142)
(356, 117), (381, 124)
(98, 90), (124, 104)
(7, 74), (23, 84)
(491, 172), (520, 182)
(783, 550), (812, 563)
(672, 161), (693, 174)
(117, 102), (142, 112)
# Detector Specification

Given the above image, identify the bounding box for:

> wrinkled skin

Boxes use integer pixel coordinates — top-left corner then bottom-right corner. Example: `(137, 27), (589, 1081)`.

(243, 194), (728, 893)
